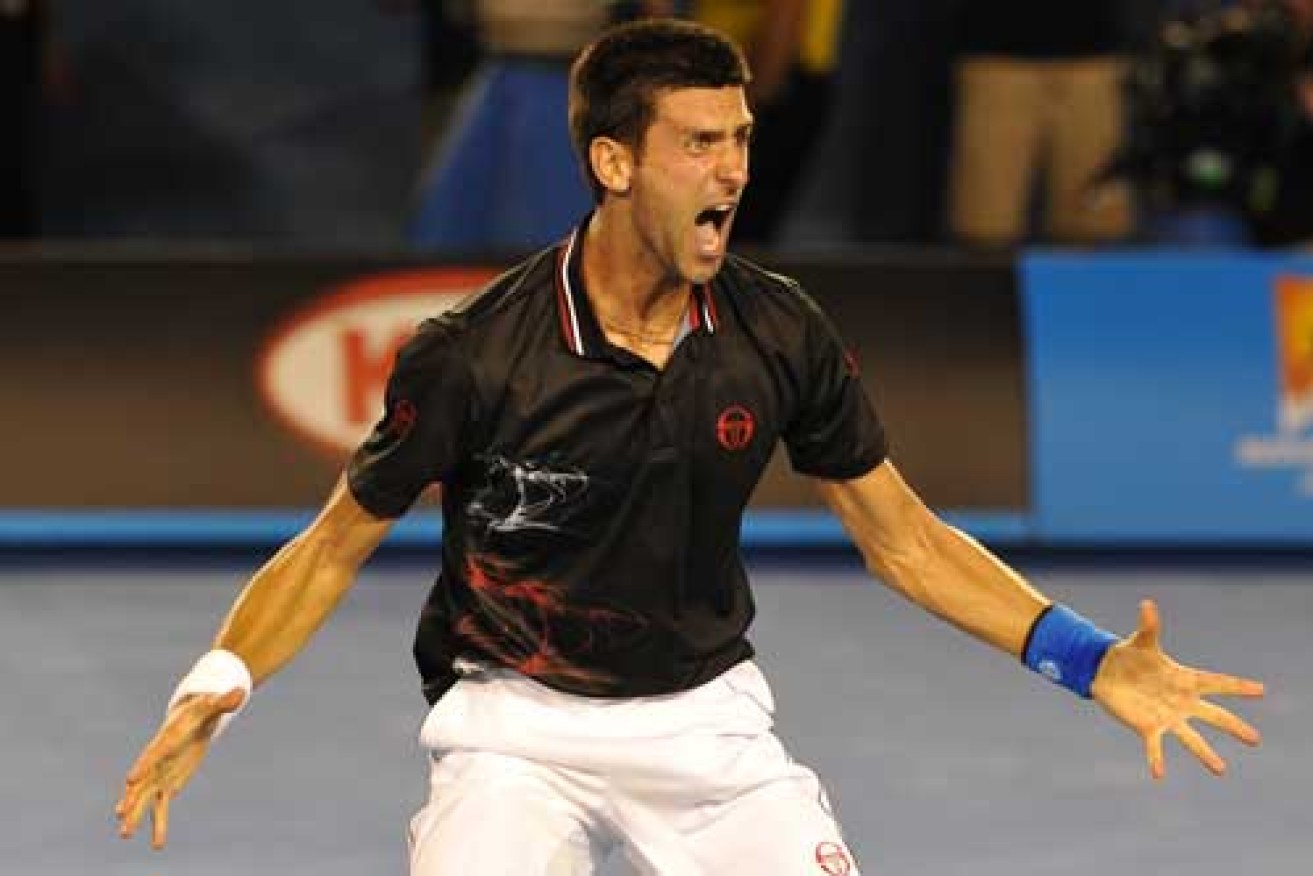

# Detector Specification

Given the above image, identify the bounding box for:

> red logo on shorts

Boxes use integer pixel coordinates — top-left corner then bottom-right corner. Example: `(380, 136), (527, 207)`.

(814, 841), (852, 875)
(715, 405), (755, 451)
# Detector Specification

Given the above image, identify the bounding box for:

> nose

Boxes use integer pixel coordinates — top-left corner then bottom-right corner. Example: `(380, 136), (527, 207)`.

(717, 143), (749, 190)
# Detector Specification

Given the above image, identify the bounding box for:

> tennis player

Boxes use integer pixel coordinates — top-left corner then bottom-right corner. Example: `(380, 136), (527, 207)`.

(117, 19), (1264, 874)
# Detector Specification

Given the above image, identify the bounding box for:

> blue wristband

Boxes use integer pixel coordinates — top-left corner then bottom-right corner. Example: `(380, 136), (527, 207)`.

(1022, 604), (1118, 698)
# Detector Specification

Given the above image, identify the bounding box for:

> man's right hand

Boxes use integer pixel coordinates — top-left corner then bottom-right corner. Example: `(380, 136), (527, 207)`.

(115, 688), (246, 850)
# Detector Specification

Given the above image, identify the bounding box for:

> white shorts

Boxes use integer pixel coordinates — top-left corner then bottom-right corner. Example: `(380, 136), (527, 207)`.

(408, 660), (861, 875)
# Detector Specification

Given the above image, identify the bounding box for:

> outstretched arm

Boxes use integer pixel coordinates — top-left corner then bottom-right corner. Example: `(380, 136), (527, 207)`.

(816, 460), (1264, 779)
(115, 476), (395, 848)
(209, 477), (393, 683)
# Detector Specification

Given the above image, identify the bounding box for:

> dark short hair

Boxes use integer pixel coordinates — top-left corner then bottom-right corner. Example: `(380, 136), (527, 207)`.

(569, 19), (751, 201)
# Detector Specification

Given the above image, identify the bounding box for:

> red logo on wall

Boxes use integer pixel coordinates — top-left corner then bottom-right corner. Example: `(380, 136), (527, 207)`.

(814, 841), (852, 875)
(257, 267), (499, 460)
(716, 405), (755, 451)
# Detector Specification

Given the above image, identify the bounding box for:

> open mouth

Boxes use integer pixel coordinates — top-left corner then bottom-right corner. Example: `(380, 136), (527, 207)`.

(695, 204), (735, 232)
(694, 204), (736, 256)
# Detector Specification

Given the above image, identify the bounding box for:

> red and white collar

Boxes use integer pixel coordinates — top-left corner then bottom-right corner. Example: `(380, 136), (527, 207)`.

(554, 224), (719, 358)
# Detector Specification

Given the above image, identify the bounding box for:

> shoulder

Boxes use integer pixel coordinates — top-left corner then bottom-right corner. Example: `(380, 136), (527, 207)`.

(437, 246), (558, 331)
(714, 252), (829, 329)
(406, 246), (560, 356)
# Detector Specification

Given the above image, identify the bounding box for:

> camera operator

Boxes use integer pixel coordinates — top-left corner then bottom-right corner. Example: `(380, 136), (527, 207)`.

(1250, 0), (1313, 245)
(1112, 0), (1313, 246)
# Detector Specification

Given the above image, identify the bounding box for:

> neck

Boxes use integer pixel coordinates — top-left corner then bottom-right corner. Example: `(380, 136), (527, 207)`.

(581, 206), (690, 328)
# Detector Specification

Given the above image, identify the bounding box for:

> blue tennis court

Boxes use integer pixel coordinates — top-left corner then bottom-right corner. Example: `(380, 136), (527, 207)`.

(3, 553), (1301, 875)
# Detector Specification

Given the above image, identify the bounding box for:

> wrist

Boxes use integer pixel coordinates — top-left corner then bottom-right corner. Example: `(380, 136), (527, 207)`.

(1022, 604), (1118, 699)
(168, 649), (253, 738)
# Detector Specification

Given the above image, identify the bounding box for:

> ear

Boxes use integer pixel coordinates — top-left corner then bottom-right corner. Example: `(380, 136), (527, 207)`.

(590, 137), (634, 196)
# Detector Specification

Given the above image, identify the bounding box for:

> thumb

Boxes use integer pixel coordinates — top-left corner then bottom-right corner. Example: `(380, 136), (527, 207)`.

(1131, 598), (1162, 652)
(172, 686), (245, 717)
(209, 687), (247, 714)
(192, 688), (247, 740)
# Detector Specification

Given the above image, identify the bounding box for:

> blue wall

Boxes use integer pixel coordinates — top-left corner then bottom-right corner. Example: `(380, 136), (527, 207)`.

(1023, 251), (1313, 544)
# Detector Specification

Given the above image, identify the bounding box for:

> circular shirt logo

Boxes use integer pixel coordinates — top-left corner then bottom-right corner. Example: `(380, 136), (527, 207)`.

(384, 398), (418, 440)
(814, 841), (852, 875)
(715, 405), (755, 451)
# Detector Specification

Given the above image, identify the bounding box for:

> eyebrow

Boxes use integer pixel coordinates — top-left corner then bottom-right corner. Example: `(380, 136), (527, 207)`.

(681, 120), (755, 139)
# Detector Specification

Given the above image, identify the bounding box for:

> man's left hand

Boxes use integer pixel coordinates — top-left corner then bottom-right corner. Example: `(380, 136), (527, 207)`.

(1092, 599), (1264, 779)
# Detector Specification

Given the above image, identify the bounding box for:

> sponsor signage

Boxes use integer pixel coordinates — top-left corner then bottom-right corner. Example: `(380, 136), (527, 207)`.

(251, 256), (1027, 514)
(1023, 252), (1313, 542)
(1234, 277), (1313, 495)
(0, 252), (1024, 538)
(258, 268), (498, 457)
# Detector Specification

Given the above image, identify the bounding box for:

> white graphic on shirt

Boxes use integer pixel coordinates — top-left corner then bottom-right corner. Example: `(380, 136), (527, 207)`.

(467, 457), (590, 534)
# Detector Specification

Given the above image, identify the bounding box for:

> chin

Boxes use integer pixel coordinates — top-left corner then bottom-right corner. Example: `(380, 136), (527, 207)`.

(685, 256), (725, 284)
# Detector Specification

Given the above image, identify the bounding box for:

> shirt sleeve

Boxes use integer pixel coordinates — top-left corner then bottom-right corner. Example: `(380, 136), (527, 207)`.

(782, 290), (889, 479)
(347, 316), (475, 518)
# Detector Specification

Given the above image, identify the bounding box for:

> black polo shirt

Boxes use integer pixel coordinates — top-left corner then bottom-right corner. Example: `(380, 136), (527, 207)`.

(348, 221), (888, 702)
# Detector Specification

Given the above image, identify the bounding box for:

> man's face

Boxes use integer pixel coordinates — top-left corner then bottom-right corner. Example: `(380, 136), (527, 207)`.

(629, 86), (753, 285)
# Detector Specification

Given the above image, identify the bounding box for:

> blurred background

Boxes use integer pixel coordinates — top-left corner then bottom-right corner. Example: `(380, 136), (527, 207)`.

(9, 0), (1313, 248)
(1, 1), (1310, 873)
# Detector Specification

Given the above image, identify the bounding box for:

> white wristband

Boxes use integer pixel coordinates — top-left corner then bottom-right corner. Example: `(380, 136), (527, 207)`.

(167, 649), (253, 740)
